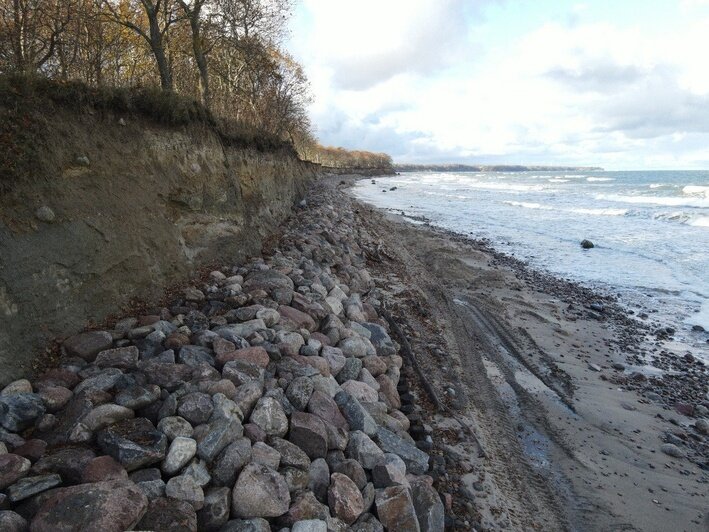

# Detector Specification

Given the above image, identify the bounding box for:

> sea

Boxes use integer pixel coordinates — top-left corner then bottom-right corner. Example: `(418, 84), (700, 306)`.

(352, 170), (709, 359)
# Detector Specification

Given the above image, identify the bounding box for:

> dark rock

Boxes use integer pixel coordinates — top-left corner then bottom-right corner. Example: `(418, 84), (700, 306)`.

(63, 331), (113, 362)
(0, 511), (28, 532)
(137, 497), (197, 532)
(286, 377), (314, 410)
(94, 346), (139, 370)
(308, 458), (330, 502)
(345, 431), (384, 469)
(178, 392), (214, 425)
(29, 480), (146, 531)
(165, 474), (204, 510)
(333, 459), (367, 489)
(580, 239), (594, 249)
(0, 454), (31, 490)
(196, 418), (243, 463)
(7, 474), (62, 503)
(198, 487), (231, 531)
(81, 455), (128, 483)
(31, 447), (95, 485)
(212, 439), (251, 486)
(336, 358), (363, 384)
(12, 439), (47, 463)
(97, 418), (167, 471)
(269, 437), (311, 470)
(375, 427), (429, 475)
(114, 384), (160, 410)
(223, 360), (265, 387)
(141, 362), (193, 391)
(335, 391), (377, 436)
(178, 345), (215, 367)
(243, 270), (295, 305)
(410, 476), (444, 532)
(289, 411), (329, 459)
(0, 393), (45, 432)
(280, 491), (330, 526)
(361, 323), (396, 356)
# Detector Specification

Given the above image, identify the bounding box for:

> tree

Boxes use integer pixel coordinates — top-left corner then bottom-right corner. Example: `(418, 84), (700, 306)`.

(178, 0), (210, 106)
(100, 0), (181, 91)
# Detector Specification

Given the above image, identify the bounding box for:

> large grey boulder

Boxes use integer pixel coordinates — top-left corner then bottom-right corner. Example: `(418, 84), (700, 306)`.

(231, 463), (290, 518)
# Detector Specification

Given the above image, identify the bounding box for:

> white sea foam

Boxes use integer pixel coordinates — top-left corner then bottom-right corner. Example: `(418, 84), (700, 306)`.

(503, 201), (549, 210)
(649, 183), (666, 189)
(466, 182), (546, 192)
(548, 178), (570, 183)
(597, 194), (709, 208)
(683, 185), (709, 197)
(568, 207), (628, 216)
(689, 215), (709, 227)
(587, 177), (614, 182)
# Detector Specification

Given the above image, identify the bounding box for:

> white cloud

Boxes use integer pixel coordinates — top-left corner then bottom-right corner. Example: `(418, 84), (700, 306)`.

(289, 1), (709, 169)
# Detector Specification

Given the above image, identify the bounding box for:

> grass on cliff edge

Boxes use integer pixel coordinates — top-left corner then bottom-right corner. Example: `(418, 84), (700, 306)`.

(0, 74), (294, 193)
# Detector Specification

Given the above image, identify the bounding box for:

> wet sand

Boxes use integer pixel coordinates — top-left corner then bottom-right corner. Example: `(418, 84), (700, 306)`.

(337, 177), (708, 531)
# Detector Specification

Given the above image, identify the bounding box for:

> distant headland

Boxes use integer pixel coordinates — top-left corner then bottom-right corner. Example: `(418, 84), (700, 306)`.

(394, 163), (604, 172)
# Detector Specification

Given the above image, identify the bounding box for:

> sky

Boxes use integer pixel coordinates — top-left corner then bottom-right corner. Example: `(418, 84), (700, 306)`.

(287, 0), (709, 169)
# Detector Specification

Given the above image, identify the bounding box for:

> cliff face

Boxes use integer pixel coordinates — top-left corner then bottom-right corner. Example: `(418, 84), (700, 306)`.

(0, 106), (320, 385)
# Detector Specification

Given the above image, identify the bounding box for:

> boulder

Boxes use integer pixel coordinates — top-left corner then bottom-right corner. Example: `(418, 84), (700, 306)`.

(375, 427), (429, 475)
(278, 305), (317, 332)
(250, 397), (288, 437)
(162, 437), (198, 476)
(231, 463), (290, 518)
(410, 476), (445, 532)
(81, 455), (128, 483)
(335, 392), (377, 436)
(346, 431), (384, 469)
(196, 418), (243, 463)
(243, 270), (295, 304)
(341, 380), (379, 404)
(375, 485), (420, 532)
(30, 480), (148, 531)
(63, 331), (113, 362)
(94, 346), (139, 370)
(372, 453), (408, 488)
(97, 418), (167, 471)
(328, 472), (364, 525)
(289, 411), (329, 459)
(0, 454), (31, 490)
(212, 438), (251, 486)
(198, 487), (231, 531)
(137, 496), (197, 532)
(217, 347), (270, 369)
(166, 474), (204, 510)
(0, 393), (46, 432)
(286, 377), (314, 411)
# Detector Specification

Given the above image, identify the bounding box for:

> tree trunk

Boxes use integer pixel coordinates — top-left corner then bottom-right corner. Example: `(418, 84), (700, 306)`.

(189, 14), (209, 106)
(145, 4), (173, 91)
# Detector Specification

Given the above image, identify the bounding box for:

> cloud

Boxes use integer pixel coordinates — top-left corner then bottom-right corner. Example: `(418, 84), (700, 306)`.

(289, 1), (709, 169)
(294, 0), (486, 90)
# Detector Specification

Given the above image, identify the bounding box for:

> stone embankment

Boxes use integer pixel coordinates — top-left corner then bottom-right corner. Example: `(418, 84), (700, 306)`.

(0, 180), (444, 531)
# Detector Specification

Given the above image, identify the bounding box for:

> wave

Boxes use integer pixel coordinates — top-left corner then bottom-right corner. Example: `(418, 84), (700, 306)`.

(683, 185), (709, 197)
(597, 193), (709, 208)
(564, 175), (586, 178)
(689, 215), (709, 227)
(504, 202), (626, 216)
(652, 211), (709, 228)
(503, 201), (551, 210)
(586, 177), (614, 182)
(649, 183), (667, 189)
(568, 207), (627, 216)
(465, 182), (547, 192)
(548, 178), (569, 183)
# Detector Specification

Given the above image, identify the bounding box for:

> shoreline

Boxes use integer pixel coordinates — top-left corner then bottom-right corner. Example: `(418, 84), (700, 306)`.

(338, 175), (708, 530)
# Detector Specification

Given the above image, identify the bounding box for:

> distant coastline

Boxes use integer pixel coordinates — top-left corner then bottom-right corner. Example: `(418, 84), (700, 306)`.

(394, 163), (604, 172)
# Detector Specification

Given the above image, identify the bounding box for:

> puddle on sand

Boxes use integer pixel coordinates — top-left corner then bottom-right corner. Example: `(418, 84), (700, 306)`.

(482, 357), (551, 471)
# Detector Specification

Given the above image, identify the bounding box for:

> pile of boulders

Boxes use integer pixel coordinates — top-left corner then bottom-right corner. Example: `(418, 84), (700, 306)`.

(0, 184), (444, 531)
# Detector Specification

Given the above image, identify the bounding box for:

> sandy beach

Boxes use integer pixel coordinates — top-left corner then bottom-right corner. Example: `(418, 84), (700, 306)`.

(335, 176), (709, 531)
